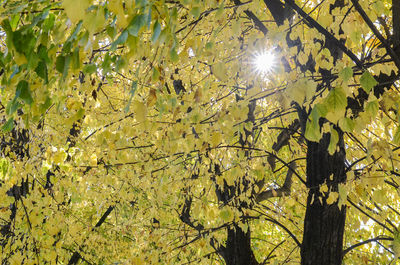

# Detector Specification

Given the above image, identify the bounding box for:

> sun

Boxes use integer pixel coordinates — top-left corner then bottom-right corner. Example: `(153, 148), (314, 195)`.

(253, 50), (276, 76)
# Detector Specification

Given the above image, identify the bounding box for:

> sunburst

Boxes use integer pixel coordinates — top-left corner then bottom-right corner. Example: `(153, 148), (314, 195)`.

(252, 50), (276, 76)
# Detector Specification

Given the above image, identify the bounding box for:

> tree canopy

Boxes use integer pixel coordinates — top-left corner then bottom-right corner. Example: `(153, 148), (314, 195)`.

(1, 0), (400, 264)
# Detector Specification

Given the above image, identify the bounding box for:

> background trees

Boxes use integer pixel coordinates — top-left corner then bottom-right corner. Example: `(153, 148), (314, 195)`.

(1, 0), (400, 264)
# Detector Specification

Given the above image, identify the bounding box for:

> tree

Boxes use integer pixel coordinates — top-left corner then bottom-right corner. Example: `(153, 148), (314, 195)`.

(1, 0), (400, 264)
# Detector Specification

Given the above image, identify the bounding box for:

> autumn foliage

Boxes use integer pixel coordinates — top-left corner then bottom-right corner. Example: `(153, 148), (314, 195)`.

(1, 0), (400, 264)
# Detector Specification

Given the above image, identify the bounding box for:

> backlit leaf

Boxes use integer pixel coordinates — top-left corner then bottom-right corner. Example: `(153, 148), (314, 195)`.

(62, 0), (91, 23)
(16, 80), (33, 105)
(212, 62), (228, 81)
(360, 71), (378, 93)
(324, 86), (347, 123)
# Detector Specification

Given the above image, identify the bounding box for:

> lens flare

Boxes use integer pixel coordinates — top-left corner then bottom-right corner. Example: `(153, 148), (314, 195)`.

(253, 50), (276, 75)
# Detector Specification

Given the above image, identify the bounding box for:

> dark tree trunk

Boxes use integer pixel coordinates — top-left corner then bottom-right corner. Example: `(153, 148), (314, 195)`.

(221, 224), (259, 265)
(301, 131), (346, 265)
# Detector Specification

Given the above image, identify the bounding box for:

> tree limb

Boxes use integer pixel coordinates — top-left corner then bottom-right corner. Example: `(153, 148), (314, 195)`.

(284, 0), (363, 68)
(342, 236), (393, 256)
(256, 161), (297, 202)
(68, 205), (115, 265)
(350, 0), (400, 69)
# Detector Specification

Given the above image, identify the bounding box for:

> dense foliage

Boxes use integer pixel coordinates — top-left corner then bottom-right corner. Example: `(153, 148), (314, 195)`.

(1, 0), (400, 264)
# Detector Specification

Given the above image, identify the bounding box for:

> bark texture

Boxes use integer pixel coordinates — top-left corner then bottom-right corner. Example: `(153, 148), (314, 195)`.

(221, 224), (259, 265)
(301, 132), (346, 265)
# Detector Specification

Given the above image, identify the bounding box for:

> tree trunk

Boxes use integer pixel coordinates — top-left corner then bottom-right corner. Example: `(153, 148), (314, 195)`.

(221, 224), (259, 265)
(301, 131), (346, 265)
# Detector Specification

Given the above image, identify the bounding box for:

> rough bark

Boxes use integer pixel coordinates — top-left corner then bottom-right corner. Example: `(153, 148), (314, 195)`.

(392, 0), (400, 47)
(221, 224), (259, 265)
(301, 131), (346, 265)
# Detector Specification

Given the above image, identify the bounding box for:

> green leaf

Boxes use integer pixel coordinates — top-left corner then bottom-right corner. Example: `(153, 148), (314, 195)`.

(366, 100), (378, 118)
(101, 53), (112, 74)
(65, 21), (83, 50)
(170, 48), (179, 63)
(72, 48), (81, 69)
(56, 55), (71, 79)
(314, 103), (328, 117)
(360, 71), (378, 93)
(338, 117), (354, 132)
(76, 108), (85, 120)
(16, 80), (33, 105)
(328, 127), (339, 155)
(339, 67), (353, 82)
(56, 56), (66, 73)
(13, 29), (36, 56)
(6, 98), (21, 115)
(324, 86), (347, 123)
(124, 81), (138, 113)
(305, 107), (322, 142)
(26, 51), (39, 70)
(111, 30), (128, 51)
(42, 13), (55, 32)
(127, 14), (146, 37)
(84, 64), (97, 74)
(106, 25), (117, 39)
(394, 126), (400, 145)
(37, 44), (50, 63)
(8, 65), (20, 83)
(30, 8), (50, 29)
(136, 0), (148, 7)
(10, 14), (19, 31)
(1, 118), (14, 133)
(151, 21), (161, 43)
(40, 96), (52, 114)
(35, 60), (48, 83)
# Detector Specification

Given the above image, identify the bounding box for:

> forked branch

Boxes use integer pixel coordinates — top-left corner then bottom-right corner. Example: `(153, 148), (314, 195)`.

(256, 161), (297, 203)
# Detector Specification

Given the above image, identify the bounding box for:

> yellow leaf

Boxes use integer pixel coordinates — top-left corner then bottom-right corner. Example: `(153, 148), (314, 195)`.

(53, 148), (67, 165)
(211, 131), (222, 147)
(286, 80), (306, 104)
(212, 62), (228, 81)
(326, 192), (338, 204)
(89, 153), (97, 167)
(320, 183), (328, 193)
(62, 0), (91, 23)
(134, 100), (147, 122)
(194, 87), (202, 103)
(83, 7), (105, 35)
(147, 89), (157, 107)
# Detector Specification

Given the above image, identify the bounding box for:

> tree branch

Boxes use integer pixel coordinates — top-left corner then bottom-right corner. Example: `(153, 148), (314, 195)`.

(284, 0), (363, 68)
(347, 199), (393, 233)
(392, 0), (400, 47)
(342, 236), (393, 256)
(256, 161), (297, 202)
(253, 209), (302, 247)
(233, 0), (269, 35)
(68, 206), (115, 265)
(350, 0), (400, 69)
